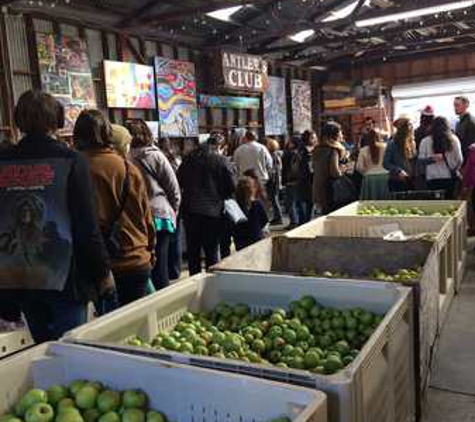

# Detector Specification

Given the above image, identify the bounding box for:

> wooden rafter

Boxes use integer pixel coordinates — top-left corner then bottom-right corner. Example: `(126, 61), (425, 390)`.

(132, 0), (269, 26)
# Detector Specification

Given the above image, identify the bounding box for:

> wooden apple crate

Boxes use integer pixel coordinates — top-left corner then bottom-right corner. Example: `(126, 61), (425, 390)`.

(285, 215), (455, 328)
(329, 200), (467, 291)
(0, 342), (326, 422)
(65, 273), (415, 422)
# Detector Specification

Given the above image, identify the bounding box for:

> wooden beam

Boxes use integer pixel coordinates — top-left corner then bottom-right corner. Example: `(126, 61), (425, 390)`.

(136, 0), (269, 26)
(0, 0), (21, 6)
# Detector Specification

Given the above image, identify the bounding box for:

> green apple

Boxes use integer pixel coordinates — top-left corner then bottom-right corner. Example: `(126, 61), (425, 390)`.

(57, 409), (80, 418)
(46, 386), (68, 406)
(98, 412), (119, 422)
(0, 415), (23, 422)
(25, 403), (54, 422)
(56, 399), (75, 412)
(74, 386), (98, 410)
(16, 389), (48, 416)
(146, 411), (167, 422)
(85, 382), (103, 393)
(68, 381), (87, 397)
(55, 410), (84, 422)
(122, 409), (145, 422)
(97, 391), (121, 414)
(122, 390), (147, 409)
(83, 409), (100, 422)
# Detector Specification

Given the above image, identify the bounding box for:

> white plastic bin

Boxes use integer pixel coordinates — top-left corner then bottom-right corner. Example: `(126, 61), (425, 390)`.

(65, 272), (415, 422)
(0, 342), (326, 422)
(329, 200), (467, 290)
(0, 327), (33, 358)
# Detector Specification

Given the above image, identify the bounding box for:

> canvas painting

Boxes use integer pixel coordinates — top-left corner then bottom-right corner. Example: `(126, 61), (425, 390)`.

(291, 80), (312, 134)
(155, 57), (199, 138)
(104, 61), (156, 109)
(36, 33), (96, 133)
(199, 95), (260, 110)
(264, 76), (288, 136)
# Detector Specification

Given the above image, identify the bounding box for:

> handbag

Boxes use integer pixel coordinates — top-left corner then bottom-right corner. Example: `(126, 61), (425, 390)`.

(327, 148), (357, 207)
(224, 199), (248, 225)
(102, 159), (130, 259)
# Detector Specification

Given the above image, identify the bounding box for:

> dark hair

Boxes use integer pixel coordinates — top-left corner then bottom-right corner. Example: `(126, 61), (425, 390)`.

(73, 109), (113, 150)
(420, 114), (434, 127)
(125, 119), (154, 148)
(455, 96), (470, 106)
(14, 90), (65, 136)
(364, 117), (376, 125)
(245, 130), (258, 142)
(432, 116), (454, 154)
(243, 169), (267, 201)
(302, 130), (317, 146)
(236, 177), (254, 211)
(366, 129), (383, 164)
(321, 121), (342, 142)
(393, 118), (415, 161)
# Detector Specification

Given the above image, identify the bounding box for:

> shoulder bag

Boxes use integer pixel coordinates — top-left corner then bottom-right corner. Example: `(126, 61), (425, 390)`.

(328, 148), (357, 207)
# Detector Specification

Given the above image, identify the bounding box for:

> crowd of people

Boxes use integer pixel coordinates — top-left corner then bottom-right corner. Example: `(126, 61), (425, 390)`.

(1, 89), (475, 344)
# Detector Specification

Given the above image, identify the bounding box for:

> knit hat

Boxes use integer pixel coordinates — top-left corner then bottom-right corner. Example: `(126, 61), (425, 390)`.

(111, 124), (132, 158)
(421, 105), (435, 116)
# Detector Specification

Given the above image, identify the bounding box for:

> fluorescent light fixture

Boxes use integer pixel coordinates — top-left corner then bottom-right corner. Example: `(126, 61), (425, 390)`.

(356, 0), (475, 27)
(207, 5), (244, 22)
(289, 29), (315, 43)
(323, 0), (370, 22)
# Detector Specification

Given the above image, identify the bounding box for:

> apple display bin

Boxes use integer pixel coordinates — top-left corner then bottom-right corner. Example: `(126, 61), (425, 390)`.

(65, 272), (415, 422)
(0, 327), (33, 358)
(212, 236), (437, 407)
(328, 200), (467, 291)
(0, 342), (326, 422)
(285, 216), (455, 328)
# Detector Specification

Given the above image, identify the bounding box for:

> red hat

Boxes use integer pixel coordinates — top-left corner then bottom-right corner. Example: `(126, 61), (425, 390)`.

(421, 105), (435, 116)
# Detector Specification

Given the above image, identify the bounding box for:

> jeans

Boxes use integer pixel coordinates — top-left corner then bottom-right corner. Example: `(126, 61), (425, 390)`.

(168, 221), (182, 281)
(427, 178), (456, 199)
(266, 181), (283, 222)
(10, 291), (87, 343)
(184, 213), (222, 275)
(96, 269), (151, 315)
(285, 185), (299, 225)
(388, 179), (411, 193)
(296, 200), (313, 224)
(152, 232), (171, 290)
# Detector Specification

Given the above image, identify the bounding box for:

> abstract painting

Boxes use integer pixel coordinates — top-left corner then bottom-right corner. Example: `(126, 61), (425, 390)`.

(155, 57), (199, 138)
(104, 61), (156, 109)
(264, 76), (288, 136)
(291, 80), (312, 134)
(36, 32), (96, 133)
(199, 95), (260, 110)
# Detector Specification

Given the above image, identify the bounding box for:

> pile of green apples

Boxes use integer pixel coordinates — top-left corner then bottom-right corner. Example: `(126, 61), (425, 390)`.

(301, 267), (422, 283)
(126, 296), (384, 375)
(370, 267), (422, 282)
(357, 205), (457, 217)
(0, 381), (168, 422)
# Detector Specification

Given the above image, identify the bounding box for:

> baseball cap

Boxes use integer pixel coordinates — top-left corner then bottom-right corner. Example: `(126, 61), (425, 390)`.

(421, 105), (435, 116)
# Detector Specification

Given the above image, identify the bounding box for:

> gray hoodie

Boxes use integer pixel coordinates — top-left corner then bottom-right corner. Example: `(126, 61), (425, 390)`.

(130, 145), (181, 227)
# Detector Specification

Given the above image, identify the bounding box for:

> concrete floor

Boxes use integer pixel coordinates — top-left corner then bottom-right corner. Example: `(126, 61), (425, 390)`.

(423, 246), (475, 421)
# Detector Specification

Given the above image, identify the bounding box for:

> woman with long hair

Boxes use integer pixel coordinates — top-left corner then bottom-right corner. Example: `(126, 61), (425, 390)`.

(126, 119), (181, 290)
(418, 116), (463, 199)
(356, 129), (386, 175)
(74, 110), (155, 309)
(312, 121), (347, 214)
(233, 176), (269, 250)
(383, 118), (417, 192)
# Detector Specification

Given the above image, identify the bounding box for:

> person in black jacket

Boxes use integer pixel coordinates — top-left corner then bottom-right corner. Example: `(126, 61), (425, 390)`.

(0, 90), (112, 343)
(296, 130), (317, 224)
(178, 143), (235, 275)
(455, 96), (475, 160)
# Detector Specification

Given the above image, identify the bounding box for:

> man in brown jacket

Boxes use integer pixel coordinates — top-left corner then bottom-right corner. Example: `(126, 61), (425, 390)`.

(73, 110), (155, 310)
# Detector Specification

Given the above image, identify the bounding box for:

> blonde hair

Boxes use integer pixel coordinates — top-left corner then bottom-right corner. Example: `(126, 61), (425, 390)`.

(267, 138), (280, 153)
(111, 124), (132, 158)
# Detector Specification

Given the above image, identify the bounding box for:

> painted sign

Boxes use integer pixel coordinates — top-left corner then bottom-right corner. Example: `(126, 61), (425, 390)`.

(291, 79), (312, 134)
(199, 95), (260, 109)
(221, 52), (268, 92)
(264, 76), (287, 136)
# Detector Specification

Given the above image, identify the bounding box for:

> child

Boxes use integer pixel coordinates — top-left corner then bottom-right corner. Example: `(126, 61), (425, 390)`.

(233, 176), (269, 251)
